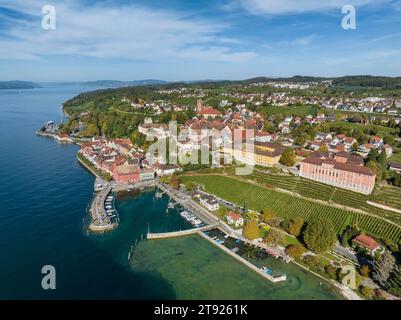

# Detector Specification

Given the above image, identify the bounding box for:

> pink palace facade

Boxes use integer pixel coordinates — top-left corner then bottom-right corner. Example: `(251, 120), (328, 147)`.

(299, 153), (376, 195)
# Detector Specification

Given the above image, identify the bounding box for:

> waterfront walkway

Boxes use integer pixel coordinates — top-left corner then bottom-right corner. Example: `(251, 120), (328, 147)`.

(155, 182), (219, 226)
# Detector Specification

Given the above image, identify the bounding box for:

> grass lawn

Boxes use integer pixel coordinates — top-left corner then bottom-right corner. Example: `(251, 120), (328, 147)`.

(284, 235), (301, 246)
(258, 104), (317, 117)
(330, 121), (395, 136)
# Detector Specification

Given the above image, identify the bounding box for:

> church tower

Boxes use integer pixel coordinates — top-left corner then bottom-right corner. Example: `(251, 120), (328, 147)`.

(196, 99), (203, 113)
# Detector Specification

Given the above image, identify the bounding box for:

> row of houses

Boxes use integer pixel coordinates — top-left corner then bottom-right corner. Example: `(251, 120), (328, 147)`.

(79, 137), (181, 184)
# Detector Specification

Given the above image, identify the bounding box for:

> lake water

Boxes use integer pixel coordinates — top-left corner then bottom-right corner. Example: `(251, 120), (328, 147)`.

(0, 85), (341, 299)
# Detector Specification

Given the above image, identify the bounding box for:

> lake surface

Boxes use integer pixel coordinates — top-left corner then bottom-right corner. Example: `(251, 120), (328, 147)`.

(0, 85), (341, 299)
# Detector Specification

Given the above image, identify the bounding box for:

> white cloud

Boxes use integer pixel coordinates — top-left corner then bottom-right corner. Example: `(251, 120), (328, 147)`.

(0, 0), (256, 62)
(238, 0), (388, 15)
(282, 35), (316, 46)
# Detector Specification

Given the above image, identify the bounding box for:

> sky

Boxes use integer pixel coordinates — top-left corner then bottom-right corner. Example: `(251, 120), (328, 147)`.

(1, 0), (401, 82)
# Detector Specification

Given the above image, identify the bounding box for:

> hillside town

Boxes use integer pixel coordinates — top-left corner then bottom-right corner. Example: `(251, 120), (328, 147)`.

(40, 78), (401, 300)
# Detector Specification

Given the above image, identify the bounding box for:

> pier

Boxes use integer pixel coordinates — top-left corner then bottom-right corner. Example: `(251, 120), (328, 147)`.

(198, 231), (287, 283)
(147, 227), (286, 283)
(147, 223), (219, 239)
(88, 184), (117, 232)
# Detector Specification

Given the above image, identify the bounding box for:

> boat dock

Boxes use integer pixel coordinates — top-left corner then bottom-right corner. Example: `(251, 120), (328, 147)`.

(155, 182), (219, 226)
(197, 231), (287, 283)
(88, 184), (118, 232)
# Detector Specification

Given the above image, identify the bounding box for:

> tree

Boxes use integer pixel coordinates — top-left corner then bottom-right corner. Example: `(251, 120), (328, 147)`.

(387, 267), (401, 297)
(279, 148), (296, 167)
(367, 148), (379, 163)
(359, 286), (374, 299)
(392, 173), (401, 188)
(340, 225), (359, 247)
(184, 181), (197, 192)
(384, 135), (395, 146)
(324, 265), (339, 279)
(377, 150), (387, 165)
(359, 265), (371, 278)
(261, 208), (275, 223)
(281, 217), (303, 236)
(169, 176), (181, 190)
(286, 244), (306, 258)
(366, 161), (384, 181)
(318, 145), (329, 153)
(372, 250), (396, 287)
(287, 217), (304, 237)
(303, 218), (336, 253)
(263, 229), (284, 246)
(243, 220), (260, 240)
(303, 255), (323, 269)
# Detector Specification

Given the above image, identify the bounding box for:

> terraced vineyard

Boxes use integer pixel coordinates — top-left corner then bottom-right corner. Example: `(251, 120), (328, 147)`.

(370, 185), (401, 211)
(182, 175), (401, 242)
(246, 171), (401, 225)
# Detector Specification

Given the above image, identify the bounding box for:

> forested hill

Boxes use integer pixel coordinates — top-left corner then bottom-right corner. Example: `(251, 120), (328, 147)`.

(332, 76), (401, 89)
(0, 81), (40, 89)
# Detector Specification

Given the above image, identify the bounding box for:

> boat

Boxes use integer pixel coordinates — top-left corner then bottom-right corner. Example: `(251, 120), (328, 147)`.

(261, 266), (273, 275)
(167, 202), (174, 209)
(192, 219), (202, 226)
(155, 192), (162, 198)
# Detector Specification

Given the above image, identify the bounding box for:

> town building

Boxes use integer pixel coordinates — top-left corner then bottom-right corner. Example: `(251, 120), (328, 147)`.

(222, 141), (286, 167)
(389, 162), (401, 173)
(154, 163), (180, 176)
(196, 99), (222, 119)
(299, 152), (376, 194)
(199, 195), (219, 211)
(225, 211), (244, 227)
(352, 234), (383, 256)
(112, 163), (140, 183)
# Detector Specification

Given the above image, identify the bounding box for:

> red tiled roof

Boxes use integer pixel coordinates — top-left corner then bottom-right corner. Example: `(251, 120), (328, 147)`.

(352, 234), (380, 251)
(198, 107), (222, 116)
(302, 156), (375, 176)
(226, 211), (242, 221)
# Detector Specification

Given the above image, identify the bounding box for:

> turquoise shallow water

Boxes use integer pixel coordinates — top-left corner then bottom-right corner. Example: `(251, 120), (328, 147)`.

(95, 190), (341, 300)
(0, 85), (341, 299)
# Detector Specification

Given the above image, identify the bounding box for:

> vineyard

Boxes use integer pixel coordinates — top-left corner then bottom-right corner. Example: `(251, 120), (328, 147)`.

(244, 171), (401, 225)
(181, 175), (401, 243)
(370, 185), (401, 211)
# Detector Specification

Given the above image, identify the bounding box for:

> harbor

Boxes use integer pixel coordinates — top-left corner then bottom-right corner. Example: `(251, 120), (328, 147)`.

(87, 176), (293, 283)
(88, 184), (118, 232)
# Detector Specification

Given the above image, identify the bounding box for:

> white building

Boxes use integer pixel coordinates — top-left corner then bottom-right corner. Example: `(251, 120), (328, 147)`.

(199, 195), (219, 211)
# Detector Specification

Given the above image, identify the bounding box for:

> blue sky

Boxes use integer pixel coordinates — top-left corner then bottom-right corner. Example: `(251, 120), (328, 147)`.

(1, 0), (401, 81)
